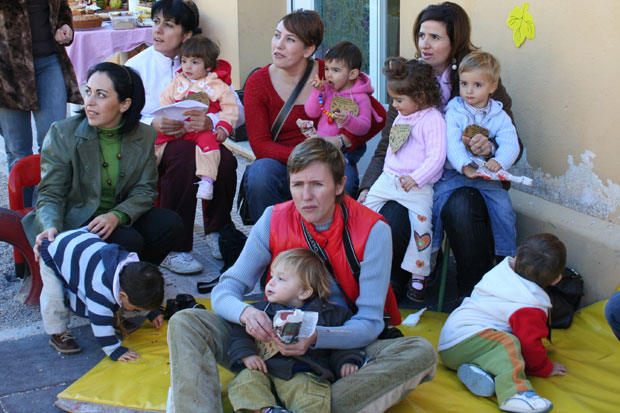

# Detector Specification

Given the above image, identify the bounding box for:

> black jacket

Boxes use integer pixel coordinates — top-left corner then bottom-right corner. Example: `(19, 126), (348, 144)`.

(228, 297), (366, 383)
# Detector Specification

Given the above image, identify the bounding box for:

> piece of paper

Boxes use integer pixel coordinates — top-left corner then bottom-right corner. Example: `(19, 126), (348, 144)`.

(401, 307), (427, 327)
(331, 96), (359, 116)
(389, 124), (411, 153)
(150, 100), (209, 121)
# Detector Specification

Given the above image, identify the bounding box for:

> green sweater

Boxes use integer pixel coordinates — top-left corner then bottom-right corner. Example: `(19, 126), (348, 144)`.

(94, 125), (129, 224)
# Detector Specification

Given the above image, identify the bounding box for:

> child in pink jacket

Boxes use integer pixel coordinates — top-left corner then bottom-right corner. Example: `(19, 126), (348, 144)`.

(157, 35), (239, 200)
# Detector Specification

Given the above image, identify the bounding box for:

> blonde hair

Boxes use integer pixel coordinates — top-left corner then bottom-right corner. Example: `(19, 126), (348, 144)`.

(271, 249), (332, 301)
(458, 51), (501, 83)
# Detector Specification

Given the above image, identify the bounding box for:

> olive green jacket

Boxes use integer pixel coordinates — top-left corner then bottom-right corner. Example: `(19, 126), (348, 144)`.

(22, 115), (158, 244)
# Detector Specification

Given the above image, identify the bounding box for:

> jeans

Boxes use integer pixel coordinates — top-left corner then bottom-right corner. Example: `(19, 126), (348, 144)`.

(343, 143), (366, 196)
(244, 158), (291, 224)
(432, 169), (516, 257)
(0, 54), (68, 206)
(605, 292), (620, 341)
(168, 308), (437, 413)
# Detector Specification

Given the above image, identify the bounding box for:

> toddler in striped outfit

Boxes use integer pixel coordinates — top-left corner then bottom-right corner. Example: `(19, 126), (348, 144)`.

(363, 57), (446, 302)
(38, 227), (165, 361)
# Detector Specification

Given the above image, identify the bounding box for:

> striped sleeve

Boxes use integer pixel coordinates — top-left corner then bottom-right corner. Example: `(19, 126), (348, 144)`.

(445, 107), (472, 173)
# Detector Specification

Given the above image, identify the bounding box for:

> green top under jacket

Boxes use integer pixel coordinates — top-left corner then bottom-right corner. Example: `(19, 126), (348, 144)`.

(22, 115), (158, 245)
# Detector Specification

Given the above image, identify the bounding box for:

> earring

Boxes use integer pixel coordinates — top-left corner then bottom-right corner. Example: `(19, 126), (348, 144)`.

(451, 57), (457, 71)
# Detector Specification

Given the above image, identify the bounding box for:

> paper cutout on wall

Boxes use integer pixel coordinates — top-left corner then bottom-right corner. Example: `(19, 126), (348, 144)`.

(507, 3), (535, 48)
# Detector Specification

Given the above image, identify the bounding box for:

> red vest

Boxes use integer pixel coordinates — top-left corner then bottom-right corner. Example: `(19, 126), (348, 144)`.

(269, 196), (401, 325)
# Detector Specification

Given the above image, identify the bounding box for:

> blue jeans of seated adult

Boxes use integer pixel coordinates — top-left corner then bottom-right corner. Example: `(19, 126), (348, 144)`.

(605, 292), (620, 341)
(0, 54), (68, 206)
(432, 168), (517, 257)
(344, 143), (365, 197)
(244, 158), (291, 224)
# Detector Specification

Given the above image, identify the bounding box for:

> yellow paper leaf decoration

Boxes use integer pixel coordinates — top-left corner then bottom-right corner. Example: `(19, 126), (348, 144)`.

(506, 3), (535, 48)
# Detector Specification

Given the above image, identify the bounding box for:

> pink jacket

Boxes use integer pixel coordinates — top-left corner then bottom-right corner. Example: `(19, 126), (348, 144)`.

(305, 72), (382, 137)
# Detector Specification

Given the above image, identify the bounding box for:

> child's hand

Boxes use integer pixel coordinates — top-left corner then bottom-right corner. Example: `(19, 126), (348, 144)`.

(311, 77), (325, 91)
(357, 189), (369, 204)
(332, 110), (348, 125)
(399, 175), (416, 192)
(117, 348), (140, 362)
(463, 133), (492, 157)
(242, 355), (268, 373)
(215, 128), (228, 142)
(550, 362), (568, 376)
(462, 164), (479, 179)
(151, 314), (164, 329)
(340, 363), (359, 378)
(485, 159), (501, 172)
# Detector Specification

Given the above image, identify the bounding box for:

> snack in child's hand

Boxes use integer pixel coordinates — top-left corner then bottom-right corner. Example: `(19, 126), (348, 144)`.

(273, 309), (304, 344)
(463, 124), (490, 139)
(297, 119), (319, 139)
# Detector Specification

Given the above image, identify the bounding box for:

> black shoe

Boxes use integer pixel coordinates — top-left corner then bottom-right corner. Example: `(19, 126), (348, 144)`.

(406, 279), (426, 302)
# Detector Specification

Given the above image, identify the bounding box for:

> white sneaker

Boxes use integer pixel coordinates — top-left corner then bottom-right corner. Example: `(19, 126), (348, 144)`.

(160, 252), (203, 275)
(196, 181), (214, 200)
(500, 391), (553, 412)
(457, 364), (495, 397)
(205, 232), (222, 260)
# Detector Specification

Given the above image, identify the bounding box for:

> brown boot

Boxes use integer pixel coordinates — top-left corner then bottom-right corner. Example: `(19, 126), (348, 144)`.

(49, 331), (81, 354)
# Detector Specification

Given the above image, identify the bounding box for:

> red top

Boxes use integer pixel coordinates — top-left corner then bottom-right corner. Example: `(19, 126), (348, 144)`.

(244, 60), (325, 163)
(509, 307), (554, 377)
(268, 196), (401, 325)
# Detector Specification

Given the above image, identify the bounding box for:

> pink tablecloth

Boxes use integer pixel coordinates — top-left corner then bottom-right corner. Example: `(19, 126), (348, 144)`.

(67, 22), (152, 85)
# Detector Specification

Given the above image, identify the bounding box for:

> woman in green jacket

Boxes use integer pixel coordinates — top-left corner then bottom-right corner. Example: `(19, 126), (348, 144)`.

(24, 62), (183, 265)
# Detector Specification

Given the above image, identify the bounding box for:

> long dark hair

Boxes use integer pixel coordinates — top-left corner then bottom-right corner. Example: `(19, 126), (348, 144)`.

(412, 2), (478, 97)
(152, 0), (201, 35)
(84, 62), (145, 134)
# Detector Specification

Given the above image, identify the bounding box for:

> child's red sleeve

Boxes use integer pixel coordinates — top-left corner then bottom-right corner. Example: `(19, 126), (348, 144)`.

(509, 307), (554, 377)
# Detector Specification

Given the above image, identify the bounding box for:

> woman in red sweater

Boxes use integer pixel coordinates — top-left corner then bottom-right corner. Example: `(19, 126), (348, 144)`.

(242, 10), (380, 223)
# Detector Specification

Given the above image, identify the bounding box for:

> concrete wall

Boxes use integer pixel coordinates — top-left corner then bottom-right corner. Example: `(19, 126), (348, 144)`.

(195, 0), (286, 88)
(400, 1), (620, 302)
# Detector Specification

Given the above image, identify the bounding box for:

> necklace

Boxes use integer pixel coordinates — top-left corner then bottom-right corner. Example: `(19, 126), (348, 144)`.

(318, 93), (335, 124)
(99, 145), (122, 187)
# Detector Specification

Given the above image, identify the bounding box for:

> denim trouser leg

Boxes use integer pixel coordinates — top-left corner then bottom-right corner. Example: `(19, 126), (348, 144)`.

(244, 158), (291, 223)
(168, 309), (232, 413)
(344, 143), (365, 196)
(605, 292), (620, 341)
(477, 186), (517, 256)
(32, 54), (68, 150)
(0, 54), (67, 170)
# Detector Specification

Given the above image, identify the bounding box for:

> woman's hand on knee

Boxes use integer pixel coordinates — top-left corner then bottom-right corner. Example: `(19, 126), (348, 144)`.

(152, 116), (185, 137)
(183, 110), (214, 133)
(87, 213), (120, 241)
(34, 227), (59, 261)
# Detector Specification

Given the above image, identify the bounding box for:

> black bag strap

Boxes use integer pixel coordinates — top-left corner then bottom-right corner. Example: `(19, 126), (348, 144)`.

(270, 58), (314, 141)
(301, 203), (359, 313)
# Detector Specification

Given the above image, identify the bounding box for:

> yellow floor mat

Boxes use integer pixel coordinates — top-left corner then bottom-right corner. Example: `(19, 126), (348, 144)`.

(57, 300), (619, 412)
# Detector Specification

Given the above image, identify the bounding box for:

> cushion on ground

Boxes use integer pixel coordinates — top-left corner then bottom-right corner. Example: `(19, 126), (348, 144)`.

(57, 300), (619, 412)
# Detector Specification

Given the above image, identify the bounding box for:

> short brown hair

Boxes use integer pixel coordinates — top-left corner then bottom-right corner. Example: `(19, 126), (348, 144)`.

(383, 57), (442, 108)
(179, 35), (220, 71)
(514, 233), (567, 288)
(271, 249), (332, 302)
(459, 51), (500, 83)
(325, 41), (362, 71)
(281, 9), (324, 52)
(287, 138), (346, 203)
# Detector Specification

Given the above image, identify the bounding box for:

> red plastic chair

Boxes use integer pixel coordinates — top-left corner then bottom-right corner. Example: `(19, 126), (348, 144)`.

(4, 154), (42, 305)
